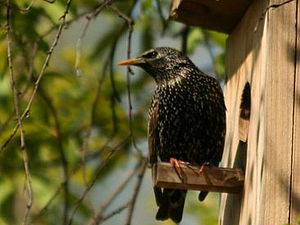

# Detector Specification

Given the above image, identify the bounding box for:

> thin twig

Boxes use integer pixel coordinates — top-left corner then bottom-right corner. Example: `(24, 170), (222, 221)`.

(124, 158), (147, 225)
(99, 165), (138, 211)
(67, 136), (130, 225)
(0, 124), (19, 151)
(40, 0), (110, 38)
(0, 39), (38, 136)
(108, 41), (120, 134)
(41, 11), (92, 39)
(22, 0), (73, 124)
(109, 4), (135, 26)
(92, 0), (113, 18)
(77, 1), (116, 187)
(154, 0), (167, 34)
(79, 0), (139, 191)
(0, 0), (73, 151)
(0, 1), (113, 152)
(79, 34), (120, 188)
(74, 0), (113, 76)
(80, 47), (112, 187)
(43, 0), (56, 3)
(34, 185), (62, 218)
(74, 18), (91, 77)
(100, 202), (131, 223)
(18, 0), (36, 13)
(109, 2), (143, 154)
(6, 1), (33, 224)
(31, 137), (116, 222)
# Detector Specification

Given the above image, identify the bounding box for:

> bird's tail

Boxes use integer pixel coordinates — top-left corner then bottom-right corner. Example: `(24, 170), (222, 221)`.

(155, 187), (187, 223)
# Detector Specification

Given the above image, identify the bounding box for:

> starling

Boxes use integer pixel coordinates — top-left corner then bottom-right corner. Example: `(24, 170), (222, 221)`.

(118, 47), (226, 223)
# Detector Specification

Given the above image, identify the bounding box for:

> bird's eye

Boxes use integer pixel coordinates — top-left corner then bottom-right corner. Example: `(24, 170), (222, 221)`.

(142, 51), (158, 59)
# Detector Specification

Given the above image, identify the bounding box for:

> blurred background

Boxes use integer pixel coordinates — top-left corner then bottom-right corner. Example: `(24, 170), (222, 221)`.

(0, 0), (227, 224)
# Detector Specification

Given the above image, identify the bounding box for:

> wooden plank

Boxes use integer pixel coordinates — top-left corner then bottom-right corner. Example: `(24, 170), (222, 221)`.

(220, 0), (297, 224)
(261, 0), (296, 224)
(219, 0), (268, 224)
(169, 0), (254, 33)
(290, 0), (300, 222)
(152, 162), (244, 193)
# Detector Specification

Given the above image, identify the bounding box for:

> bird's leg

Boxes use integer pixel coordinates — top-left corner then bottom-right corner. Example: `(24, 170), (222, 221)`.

(170, 158), (190, 180)
(199, 162), (210, 173)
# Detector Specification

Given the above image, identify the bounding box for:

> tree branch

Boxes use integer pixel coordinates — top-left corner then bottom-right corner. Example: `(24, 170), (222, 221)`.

(74, 0), (113, 76)
(109, 1), (143, 155)
(0, 0), (74, 151)
(99, 202), (130, 223)
(6, 1), (33, 224)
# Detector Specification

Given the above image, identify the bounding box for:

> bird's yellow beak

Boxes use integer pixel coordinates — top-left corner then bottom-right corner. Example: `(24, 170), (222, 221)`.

(117, 57), (142, 66)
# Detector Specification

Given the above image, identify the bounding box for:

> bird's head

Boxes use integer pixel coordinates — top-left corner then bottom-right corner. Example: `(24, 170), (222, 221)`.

(118, 47), (195, 84)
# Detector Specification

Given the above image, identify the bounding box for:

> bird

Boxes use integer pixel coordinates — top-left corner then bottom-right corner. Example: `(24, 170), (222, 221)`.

(118, 47), (226, 223)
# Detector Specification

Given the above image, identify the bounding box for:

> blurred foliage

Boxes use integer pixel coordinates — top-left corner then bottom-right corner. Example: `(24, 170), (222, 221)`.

(0, 0), (226, 225)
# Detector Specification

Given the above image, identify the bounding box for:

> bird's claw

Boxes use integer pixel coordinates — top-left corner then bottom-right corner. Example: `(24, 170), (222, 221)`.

(170, 158), (189, 180)
(199, 162), (210, 174)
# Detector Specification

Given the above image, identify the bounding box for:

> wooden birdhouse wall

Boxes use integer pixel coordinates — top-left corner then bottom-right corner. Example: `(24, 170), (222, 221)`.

(170, 0), (300, 224)
(219, 0), (300, 224)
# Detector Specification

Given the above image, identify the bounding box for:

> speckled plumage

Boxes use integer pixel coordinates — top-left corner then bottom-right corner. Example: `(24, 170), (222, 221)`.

(119, 47), (226, 223)
(148, 64), (225, 165)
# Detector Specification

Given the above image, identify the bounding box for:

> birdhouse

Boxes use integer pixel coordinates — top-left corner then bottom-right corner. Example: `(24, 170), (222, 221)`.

(160, 0), (300, 224)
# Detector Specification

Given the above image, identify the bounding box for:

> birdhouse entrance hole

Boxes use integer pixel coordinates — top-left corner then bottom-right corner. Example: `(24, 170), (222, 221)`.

(239, 82), (251, 142)
(233, 82), (251, 173)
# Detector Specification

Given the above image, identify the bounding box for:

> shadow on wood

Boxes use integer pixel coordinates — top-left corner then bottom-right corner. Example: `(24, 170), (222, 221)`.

(152, 162), (244, 193)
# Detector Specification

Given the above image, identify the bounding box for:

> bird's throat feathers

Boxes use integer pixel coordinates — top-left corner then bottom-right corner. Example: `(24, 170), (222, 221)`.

(148, 63), (195, 86)
(158, 73), (188, 87)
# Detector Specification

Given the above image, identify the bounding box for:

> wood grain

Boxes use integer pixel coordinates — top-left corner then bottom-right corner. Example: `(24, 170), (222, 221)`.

(152, 162), (244, 193)
(261, 0), (296, 223)
(220, 0), (298, 224)
(219, 1), (268, 224)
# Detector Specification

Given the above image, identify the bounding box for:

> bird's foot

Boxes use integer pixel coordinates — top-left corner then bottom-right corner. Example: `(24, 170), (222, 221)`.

(199, 162), (211, 174)
(170, 158), (190, 180)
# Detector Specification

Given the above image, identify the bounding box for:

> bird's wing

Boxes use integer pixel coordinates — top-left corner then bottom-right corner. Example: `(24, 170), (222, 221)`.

(148, 97), (163, 207)
(147, 101), (159, 165)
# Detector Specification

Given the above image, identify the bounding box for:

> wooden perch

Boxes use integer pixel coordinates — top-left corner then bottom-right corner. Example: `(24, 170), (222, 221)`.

(152, 162), (244, 193)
